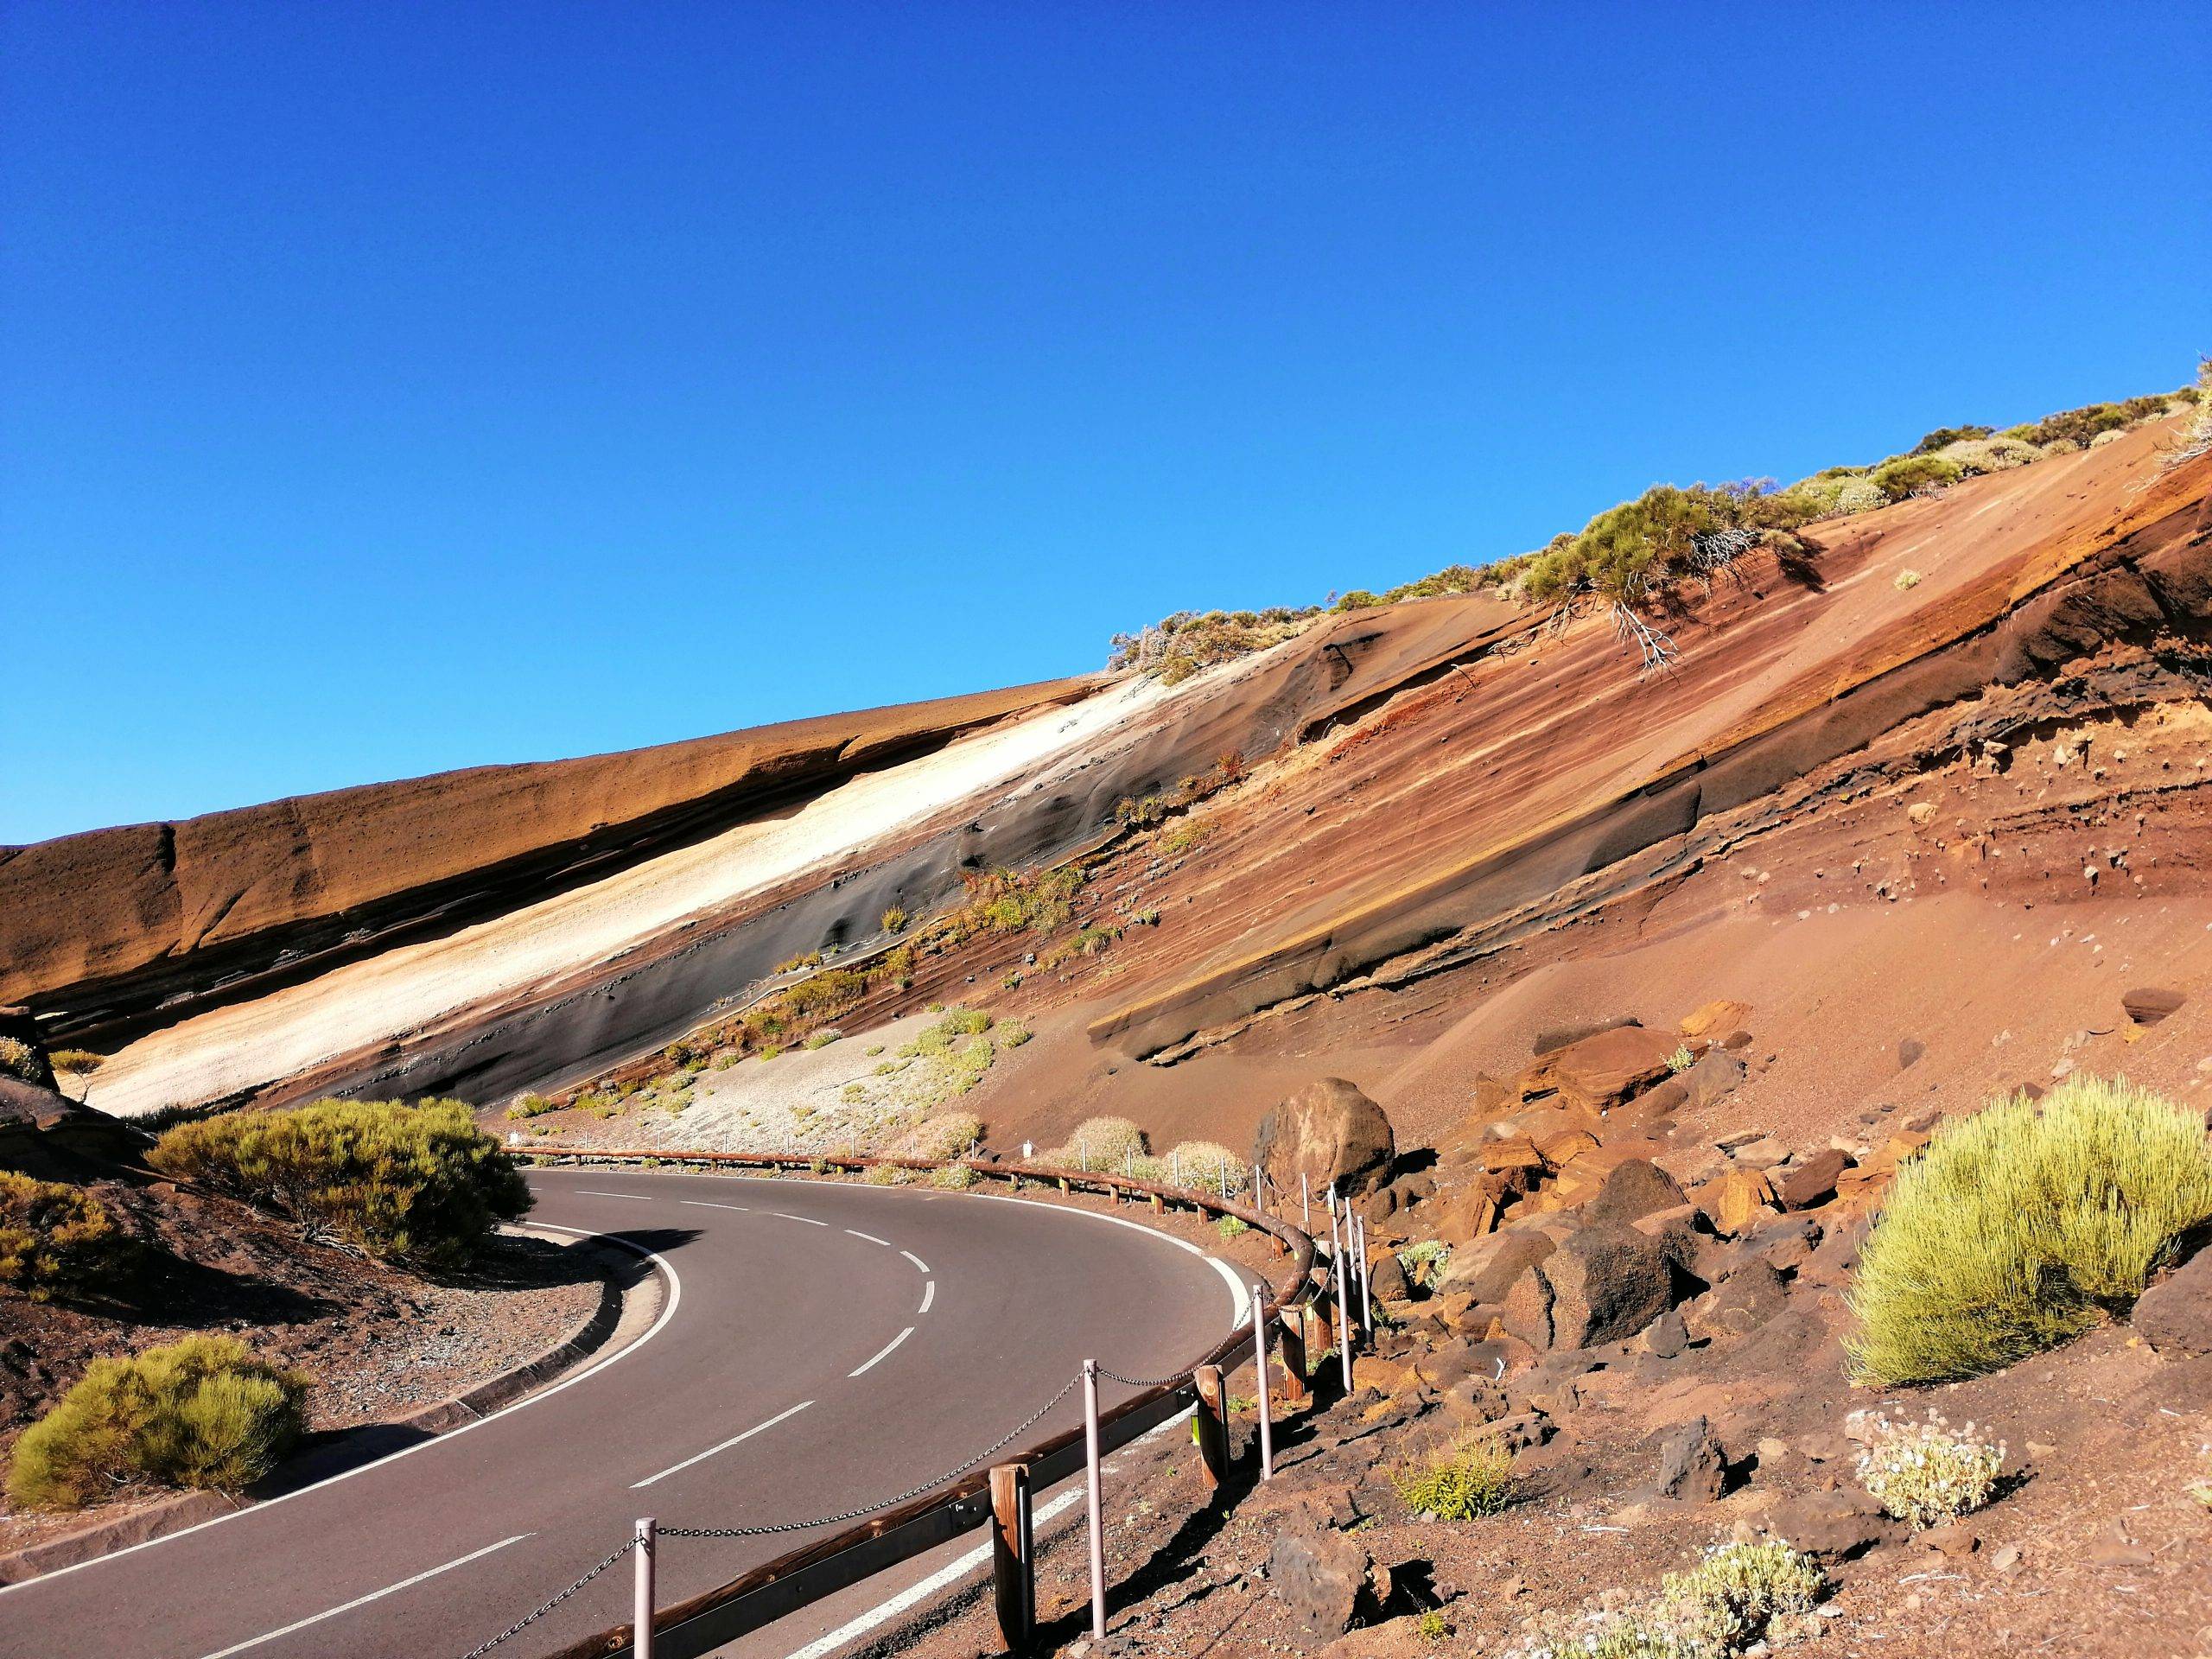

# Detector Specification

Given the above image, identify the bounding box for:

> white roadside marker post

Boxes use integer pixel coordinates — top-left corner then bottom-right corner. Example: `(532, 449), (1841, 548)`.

(1083, 1359), (1107, 1641)
(1356, 1215), (1373, 1332)
(1327, 1192), (1352, 1391)
(634, 1516), (656, 1659)
(1251, 1297), (1274, 1480)
(1252, 1162), (1264, 1214)
(1301, 1172), (1310, 1228)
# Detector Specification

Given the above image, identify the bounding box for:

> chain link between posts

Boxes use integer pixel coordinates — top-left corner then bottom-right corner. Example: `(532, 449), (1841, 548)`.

(458, 1537), (639, 1658)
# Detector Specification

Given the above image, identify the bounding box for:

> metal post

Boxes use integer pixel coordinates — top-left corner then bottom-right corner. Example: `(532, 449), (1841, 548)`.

(1344, 1211), (1362, 1336)
(1332, 1209), (1353, 1391)
(1252, 1163), (1264, 1214)
(1172, 1148), (1180, 1185)
(633, 1516), (656, 1659)
(1251, 1298), (1274, 1480)
(1301, 1172), (1309, 1228)
(1219, 1164), (1228, 1205)
(1083, 1360), (1106, 1640)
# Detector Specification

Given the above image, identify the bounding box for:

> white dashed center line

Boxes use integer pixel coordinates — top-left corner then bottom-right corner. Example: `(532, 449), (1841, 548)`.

(918, 1280), (935, 1315)
(771, 1212), (829, 1226)
(680, 1199), (750, 1212)
(844, 1229), (892, 1246)
(575, 1190), (656, 1201)
(899, 1249), (931, 1273)
(631, 1401), (814, 1489)
(849, 1326), (914, 1377)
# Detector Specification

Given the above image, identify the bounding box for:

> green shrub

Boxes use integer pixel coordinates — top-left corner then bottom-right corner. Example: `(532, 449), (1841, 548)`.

(931, 1163), (976, 1190)
(1109, 607), (1323, 685)
(1894, 569), (1922, 590)
(1870, 453), (1961, 501)
(48, 1049), (105, 1080)
(896, 1111), (983, 1160)
(7, 1336), (310, 1509)
(1395, 1238), (1452, 1285)
(862, 1164), (912, 1186)
(1853, 1408), (2005, 1528)
(880, 906), (909, 933)
(505, 1093), (561, 1120)
(804, 1028), (843, 1050)
(1667, 1044), (1694, 1073)
(1834, 479), (1888, 514)
(0, 1036), (42, 1084)
(1847, 1076), (2212, 1385)
(1656, 1541), (1825, 1650)
(1167, 1140), (1243, 1190)
(1333, 588), (1383, 611)
(1912, 423), (1993, 454)
(999, 1021), (1032, 1048)
(1052, 1116), (1147, 1171)
(149, 1099), (531, 1271)
(0, 1174), (134, 1301)
(1936, 435), (2041, 476)
(1390, 1430), (1515, 1519)
(938, 1007), (992, 1037)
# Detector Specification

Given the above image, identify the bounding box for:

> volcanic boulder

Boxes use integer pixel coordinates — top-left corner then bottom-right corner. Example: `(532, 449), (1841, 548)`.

(1268, 1524), (1374, 1638)
(1540, 1224), (1683, 1348)
(1520, 1025), (1681, 1112)
(2133, 1249), (2212, 1357)
(1254, 1077), (1396, 1198)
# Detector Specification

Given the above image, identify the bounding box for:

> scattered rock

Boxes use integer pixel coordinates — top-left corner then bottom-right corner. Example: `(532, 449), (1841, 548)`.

(1584, 1159), (1688, 1227)
(1920, 1523), (1979, 1559)
(1522, 1026), (1682, 1112)
(1368, 1251), (1411, 1303)
(1538, 1224), (1681, 1349)
(1268, 1525), (1374, 1638)
(1897, 1036), (1925, 1070)
(1679, 1000), (1751, 1039)
(1649, 1415), (1726, 1502)
(1643, 1307), (1689, 1358)
(2132, 1248), (2212, 1357)
(1676, 1050), (1747, 1110)
(1254, 1078), (1397, 1198)
(1753, 1486), (1900, 1562)
(2122, 986), (2186, 1027)
(1774, 1147), (1851, 1211)
(1531, 1015), (1641, 1057)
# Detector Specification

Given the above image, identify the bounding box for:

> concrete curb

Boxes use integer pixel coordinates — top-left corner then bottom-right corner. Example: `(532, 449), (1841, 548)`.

(0, 1226), (652, 1587)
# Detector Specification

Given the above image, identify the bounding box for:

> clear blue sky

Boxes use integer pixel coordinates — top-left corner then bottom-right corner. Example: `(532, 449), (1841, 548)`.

(6, 4), (2207, 844)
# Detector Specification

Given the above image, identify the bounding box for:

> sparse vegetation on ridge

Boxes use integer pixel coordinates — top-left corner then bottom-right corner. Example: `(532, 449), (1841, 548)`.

(1392, 1429), (1516, 1519)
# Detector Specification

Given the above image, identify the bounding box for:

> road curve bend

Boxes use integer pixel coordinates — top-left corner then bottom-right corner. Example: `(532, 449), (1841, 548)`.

(0, 1169), (1254, 1659)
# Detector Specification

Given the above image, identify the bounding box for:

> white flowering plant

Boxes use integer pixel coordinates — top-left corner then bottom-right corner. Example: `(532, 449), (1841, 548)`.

(1851, 1408), (2005, 1529)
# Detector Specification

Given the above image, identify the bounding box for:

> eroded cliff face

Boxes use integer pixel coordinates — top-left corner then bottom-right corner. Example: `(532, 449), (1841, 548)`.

(1, 678), (1098, 1034)
(10, 417), (2208, 1126)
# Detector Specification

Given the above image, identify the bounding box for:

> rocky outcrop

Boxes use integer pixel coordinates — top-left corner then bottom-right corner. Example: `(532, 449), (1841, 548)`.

(1255, 1077), (1397, 1198)
(2133, 1249), (2212, 1357)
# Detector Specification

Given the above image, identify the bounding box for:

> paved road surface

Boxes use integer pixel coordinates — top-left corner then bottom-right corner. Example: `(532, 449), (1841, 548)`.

(0, 1170), (1249, 1659)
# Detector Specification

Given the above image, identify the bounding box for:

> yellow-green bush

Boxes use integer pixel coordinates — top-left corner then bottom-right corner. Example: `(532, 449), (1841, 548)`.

(7, 1336), (310, 1509)
(896, 1111), (983, 1160)
(1390, 1429), (1514, 1519)
(1847, 1076), (2212, 1385)
(1052, 1116), (1147, 1171)
(0, 1174), (134, 1301)
(1166, 1140), (1242, 1191)
(0, 1036), (42, 1084)
(149, 1098), (531, 1271)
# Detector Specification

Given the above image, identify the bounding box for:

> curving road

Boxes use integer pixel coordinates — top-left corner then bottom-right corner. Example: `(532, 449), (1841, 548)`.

(0, 1169), (1253, 1659)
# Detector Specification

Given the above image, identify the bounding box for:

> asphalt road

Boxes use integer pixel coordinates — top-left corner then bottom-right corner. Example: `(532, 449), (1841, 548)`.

(0, 1170), (1250, 1659)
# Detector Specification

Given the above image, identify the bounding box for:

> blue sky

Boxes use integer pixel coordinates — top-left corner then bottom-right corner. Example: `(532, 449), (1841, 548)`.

(6, 4), (2207, 844)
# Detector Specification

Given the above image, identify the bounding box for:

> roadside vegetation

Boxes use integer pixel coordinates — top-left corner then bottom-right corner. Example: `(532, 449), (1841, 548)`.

(7, 1335), (310, 1510)
(0, 1173), (136, 1302)
(1846, 1074), (2212, 1385)
(148, 1098), (532, 1272)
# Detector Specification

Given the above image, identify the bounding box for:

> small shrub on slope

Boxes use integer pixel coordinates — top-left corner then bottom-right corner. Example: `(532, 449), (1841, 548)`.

(1052, 1116), (1147, 1171)
(0, 1174), (135, 1301)
(1166, 1140), (1242, 1192)
(1560, 1541), (1826, 1658)
(1852, 1408), (2005, 1529)
(1391, 1429), (1515, 1519)
(1846, 1075), (2212, 1385)
(8, 1336), (309, 1509)
(149, 1098), (531, 1272)
(0, 1036), (42, 1084)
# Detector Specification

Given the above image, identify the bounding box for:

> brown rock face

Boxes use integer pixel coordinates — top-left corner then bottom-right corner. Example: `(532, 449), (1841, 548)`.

(1775, 1147), (1852, 1211)
(1253, 1077), (1396, 1198)
(1540, 1224), (1682, 1349)
(2133, 1249), (2212, 1357)
(1584, 1158), (1688, 1227)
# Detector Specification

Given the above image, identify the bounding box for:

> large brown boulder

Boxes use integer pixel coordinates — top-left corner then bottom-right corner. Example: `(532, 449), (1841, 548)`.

(1541, 1224), (1682, 1348)
(1268, 1524), (1374, 1638)
(1254, 1077), (1396, 1199)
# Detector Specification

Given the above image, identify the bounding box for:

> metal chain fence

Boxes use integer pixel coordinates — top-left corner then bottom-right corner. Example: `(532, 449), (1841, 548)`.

(459, 1537), (639, 1658)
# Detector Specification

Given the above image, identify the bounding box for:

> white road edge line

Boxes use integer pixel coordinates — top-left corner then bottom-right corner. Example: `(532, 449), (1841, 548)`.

(918, 1280), (935, 1315)
(0, 1224), (683, 1602)
(193, 1533), (531, 1659)
(632, 1400), (814, 1490)
(848, 1325), (915, 1378)
(967, 1190), (1252, 1329)
(772, 1212), (830, 1226)
(844, 1229), (892, 1246)
(899, 1249), (931, 1273)
(778, 1408), (1196, 1659)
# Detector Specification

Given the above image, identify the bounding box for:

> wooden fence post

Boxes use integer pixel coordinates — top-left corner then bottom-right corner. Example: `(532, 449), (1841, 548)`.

(989, 1462), (1034, 1653)
(1192, 1364), (1229, 1492)
(1276, 1312), (1312, 1406)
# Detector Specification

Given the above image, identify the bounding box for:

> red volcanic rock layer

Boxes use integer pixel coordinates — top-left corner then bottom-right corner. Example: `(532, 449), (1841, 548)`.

(0, 677), (1097, 1019)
